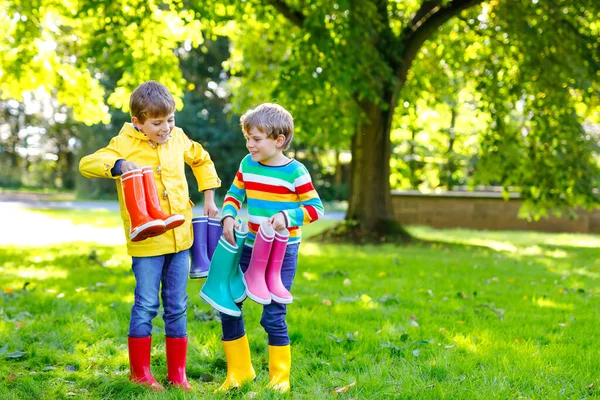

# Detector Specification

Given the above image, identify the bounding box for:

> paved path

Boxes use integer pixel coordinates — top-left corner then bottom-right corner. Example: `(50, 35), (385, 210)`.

(0, 192), (343, 246)
(0, 192), (344, 219)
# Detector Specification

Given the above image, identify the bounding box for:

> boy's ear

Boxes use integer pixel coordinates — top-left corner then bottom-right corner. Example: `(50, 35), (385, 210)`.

(276, 134), (286, 148)
(131, 117), (142, 130)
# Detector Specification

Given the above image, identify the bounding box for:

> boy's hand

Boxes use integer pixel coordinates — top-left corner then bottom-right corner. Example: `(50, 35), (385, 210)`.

(222, 217), (239, 246)
(204, 200), (219, 218)
(268, 212), (287, 231)
(203, 189), (219, 218)
(121, 161), (140, 173)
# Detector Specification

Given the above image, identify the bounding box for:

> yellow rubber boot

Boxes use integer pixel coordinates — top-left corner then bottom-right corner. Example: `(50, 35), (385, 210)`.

(268, 344), (291, 392)
(216, 335), (256, 392)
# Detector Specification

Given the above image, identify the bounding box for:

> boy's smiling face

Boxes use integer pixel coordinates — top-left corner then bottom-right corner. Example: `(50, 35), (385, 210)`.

(133, 113), (175, 145)
(244, 126), (286, 165)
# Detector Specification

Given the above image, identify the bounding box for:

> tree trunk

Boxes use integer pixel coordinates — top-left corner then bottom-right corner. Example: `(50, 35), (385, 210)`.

(347, 98), (392, 229)
(346, 94), (409, 240)
(446, 107), (457, 191)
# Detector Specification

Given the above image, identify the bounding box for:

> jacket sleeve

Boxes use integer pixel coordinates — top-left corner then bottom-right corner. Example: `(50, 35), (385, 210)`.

(183, 133), (221, 192)
(281, 165), (324, 228)
(79, 136), (123, 179)
(222, 161), (246, 219)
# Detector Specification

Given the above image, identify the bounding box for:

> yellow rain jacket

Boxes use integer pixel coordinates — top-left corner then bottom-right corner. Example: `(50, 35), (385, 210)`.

(79, 123), (221, 257)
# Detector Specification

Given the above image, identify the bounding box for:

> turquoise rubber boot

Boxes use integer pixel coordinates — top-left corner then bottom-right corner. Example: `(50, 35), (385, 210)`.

(200, 237), (241, 317)
(230, 219), (248, 303)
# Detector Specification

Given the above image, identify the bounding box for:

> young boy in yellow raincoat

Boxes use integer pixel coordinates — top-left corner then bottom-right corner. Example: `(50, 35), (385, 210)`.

(79, 80), (220, 391)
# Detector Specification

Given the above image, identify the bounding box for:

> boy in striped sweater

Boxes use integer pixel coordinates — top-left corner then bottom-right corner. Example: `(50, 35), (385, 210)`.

(217, 103), (324, 392)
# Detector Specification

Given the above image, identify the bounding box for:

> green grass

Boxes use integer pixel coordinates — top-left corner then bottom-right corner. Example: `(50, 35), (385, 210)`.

(1, 210), (599, 399)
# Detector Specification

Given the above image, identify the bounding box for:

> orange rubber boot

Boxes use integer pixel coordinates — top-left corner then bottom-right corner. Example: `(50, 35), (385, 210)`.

(142, 166), (185, 231)
(121, 169), (165, 242)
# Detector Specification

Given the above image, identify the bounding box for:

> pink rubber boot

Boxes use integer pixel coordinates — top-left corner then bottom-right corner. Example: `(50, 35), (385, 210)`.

(265, 228), (292, 304)
(243, 221), (275, 304)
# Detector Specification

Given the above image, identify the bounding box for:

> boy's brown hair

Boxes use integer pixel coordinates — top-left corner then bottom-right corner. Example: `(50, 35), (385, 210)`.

(129, 81), (176, 123)
(240, 103), (294, 150)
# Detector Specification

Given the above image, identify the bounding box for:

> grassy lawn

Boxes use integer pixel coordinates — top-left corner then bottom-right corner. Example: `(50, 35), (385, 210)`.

(1, 210), (599, 399)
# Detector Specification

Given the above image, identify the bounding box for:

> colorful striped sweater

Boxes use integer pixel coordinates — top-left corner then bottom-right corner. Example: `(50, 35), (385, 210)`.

(222, 154), (324, 247)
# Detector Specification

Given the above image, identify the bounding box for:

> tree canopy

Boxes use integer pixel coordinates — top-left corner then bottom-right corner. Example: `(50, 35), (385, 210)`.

(1, 0), (599, 238)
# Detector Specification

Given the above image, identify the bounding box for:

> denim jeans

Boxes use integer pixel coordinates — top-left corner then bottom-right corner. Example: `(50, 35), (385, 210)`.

(221, 243), (299, 346)
(129, 250), (189, 338)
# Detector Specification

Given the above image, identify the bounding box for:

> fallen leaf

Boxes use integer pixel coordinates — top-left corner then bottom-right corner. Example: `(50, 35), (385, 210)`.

(334, 381), (356, 394)
(6, 350), (26, 359)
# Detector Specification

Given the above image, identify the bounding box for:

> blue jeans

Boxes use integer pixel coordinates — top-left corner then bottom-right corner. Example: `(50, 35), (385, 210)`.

(129, 250), (189, 338)
(221, 243), (299, 346)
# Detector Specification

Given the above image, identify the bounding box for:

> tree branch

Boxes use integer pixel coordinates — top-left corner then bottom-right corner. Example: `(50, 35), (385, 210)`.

(410, 0), (442, 30)
(396, 0), (486, 86)
(266, 0), (305, 27)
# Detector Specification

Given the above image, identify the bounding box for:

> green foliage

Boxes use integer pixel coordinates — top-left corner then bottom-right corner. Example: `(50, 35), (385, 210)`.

(1, 0), (599, 221)
(0, 0), (204, 124)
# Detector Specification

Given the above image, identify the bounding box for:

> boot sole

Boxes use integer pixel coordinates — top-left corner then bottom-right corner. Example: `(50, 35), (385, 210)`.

(131, 221), (166, 242)
(189, 271), (209, 279)
(165, 215), (186, 230)
(199, 291), (241, 317)
(270, 293), (293, 304)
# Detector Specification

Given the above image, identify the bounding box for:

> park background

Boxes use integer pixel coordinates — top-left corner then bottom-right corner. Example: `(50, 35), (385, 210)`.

(1, 0), (599, 398)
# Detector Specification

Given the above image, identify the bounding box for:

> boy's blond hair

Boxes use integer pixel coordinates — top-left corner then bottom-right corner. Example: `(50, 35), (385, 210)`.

(240, 103), (294, 150)
(129, 81), (176, 123)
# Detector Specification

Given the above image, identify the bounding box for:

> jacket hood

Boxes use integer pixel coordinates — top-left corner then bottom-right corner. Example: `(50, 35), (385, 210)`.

(120, 123), (149, 141)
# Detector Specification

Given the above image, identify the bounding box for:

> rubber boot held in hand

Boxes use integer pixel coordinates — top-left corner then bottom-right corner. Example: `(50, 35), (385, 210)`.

(142, 166), (185, 231)
(200, 237), (241, 317)
(243, 221), (275, 304)
(265, 228), (292, 304)
(190, 216), (210, 278)
(207, 217), (223, 260)
(121, 169), (166, 242)
(230, 219), (248, 303)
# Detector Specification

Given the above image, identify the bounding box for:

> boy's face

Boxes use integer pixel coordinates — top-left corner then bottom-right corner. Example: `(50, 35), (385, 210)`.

(244, 127), (285, 165)
(133, 113), (175, 145)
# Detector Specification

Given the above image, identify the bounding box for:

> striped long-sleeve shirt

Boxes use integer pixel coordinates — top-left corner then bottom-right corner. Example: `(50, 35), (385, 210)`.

(222, 154), (324, 247)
